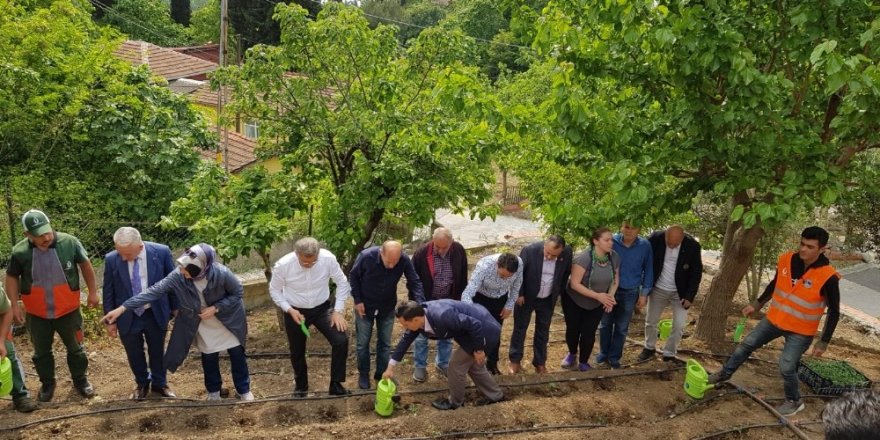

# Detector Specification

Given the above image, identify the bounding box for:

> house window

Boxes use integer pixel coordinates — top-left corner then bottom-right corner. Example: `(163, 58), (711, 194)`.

(244, 121), (259, 139)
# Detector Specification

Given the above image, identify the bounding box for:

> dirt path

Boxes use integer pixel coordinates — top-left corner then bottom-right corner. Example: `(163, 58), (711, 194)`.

(2, 273), (877, 439)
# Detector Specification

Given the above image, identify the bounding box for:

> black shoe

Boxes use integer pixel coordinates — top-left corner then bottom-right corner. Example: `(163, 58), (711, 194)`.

(132, 384), (149, 400)
(151, 386), (176, 398)
(75, 380), (96, 399)
(637, 348), (656, 362)
(38, 382), (56, 402)
(474, 395), (506, 406)
(328, 382), (351, 396)
(487, 365), (502, 376)
(431, 398), (460, 410)
(358, 374), (370, 390)
(663, 356), (685, 366)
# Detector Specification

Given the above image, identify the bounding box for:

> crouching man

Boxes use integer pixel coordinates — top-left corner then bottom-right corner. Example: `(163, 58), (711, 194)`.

(383, 300), (505, 410)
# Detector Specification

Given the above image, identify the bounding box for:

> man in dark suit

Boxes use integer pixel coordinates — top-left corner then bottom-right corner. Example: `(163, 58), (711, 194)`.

(102, 227), (177, 399)
(384, 300), (505, 410)
(508, 235), (572, 374)
(638, 225), (702, 363)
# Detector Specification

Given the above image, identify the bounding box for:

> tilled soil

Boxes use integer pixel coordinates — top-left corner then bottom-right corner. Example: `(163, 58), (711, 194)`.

(2, 276), (878, 440)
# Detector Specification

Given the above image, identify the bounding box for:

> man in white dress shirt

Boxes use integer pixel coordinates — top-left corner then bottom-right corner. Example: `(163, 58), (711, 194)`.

(269, 237), (352, 396)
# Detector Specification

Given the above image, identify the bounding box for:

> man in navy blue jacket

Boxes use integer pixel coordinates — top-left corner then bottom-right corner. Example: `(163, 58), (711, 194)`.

(102, 227), (177, 399)
(350, 240), (425, 390)
(383, 300), (505, 410)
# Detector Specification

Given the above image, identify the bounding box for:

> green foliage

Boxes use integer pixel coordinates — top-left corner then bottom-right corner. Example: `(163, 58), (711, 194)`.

(215, 3), (499, 267)
(399, 1), (446, 44)
(228, 0), (320, 50)
(837, 151), (880, 252)
(101, 0), (191, 47)
(189, 0), (220, 43)
(163, 165), (303, 274)
(0, 0), (211, 258)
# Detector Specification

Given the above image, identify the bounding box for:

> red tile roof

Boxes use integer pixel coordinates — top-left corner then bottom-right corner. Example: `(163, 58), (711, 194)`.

(115, 40), (217, 81)
(198, 129), (258, 172)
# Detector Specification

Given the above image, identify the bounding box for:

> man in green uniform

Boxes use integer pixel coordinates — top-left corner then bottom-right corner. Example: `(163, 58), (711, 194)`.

(5, 210), (98, 401)
(0, 285), (38, 412)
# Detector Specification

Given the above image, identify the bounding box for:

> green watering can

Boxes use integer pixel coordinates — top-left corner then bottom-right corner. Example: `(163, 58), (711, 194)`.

(683, 358), (714, 399)
(375, 378), (397, 417)
(658, 319), (673, 340)
(733, 317), (747, 342)
(0, 356), (13, 397)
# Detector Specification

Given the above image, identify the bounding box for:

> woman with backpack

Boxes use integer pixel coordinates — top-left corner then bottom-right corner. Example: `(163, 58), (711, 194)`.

(561, 227), (620, 371)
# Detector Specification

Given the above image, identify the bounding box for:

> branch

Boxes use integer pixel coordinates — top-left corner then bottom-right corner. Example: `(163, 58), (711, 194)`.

(820, 89), (845, 143)
(836, 140), (880, 167)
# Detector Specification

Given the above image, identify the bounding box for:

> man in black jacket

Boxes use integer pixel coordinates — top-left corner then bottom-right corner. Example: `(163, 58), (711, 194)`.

(638, 225), (702, 363)
(410, 228), (468, 382)
(508, 235), (572, 374)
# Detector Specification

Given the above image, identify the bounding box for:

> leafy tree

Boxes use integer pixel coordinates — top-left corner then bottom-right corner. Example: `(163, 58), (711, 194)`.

(215, 3), (499, 269)
(163, 165), (303, 279)
(398, 1), (446, 44)
(101, 0), (191, 47)
(0, 0), (211, 257)
(531, 1), (880, 342)
(228, 0), (320, 50)
(837, 152), (880, 252)
(189, 0), (220, 43)
(171, 0), (191, 26)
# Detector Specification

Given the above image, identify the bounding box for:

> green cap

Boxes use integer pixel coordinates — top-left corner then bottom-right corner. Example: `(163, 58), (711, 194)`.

(22, 209), (52, 236)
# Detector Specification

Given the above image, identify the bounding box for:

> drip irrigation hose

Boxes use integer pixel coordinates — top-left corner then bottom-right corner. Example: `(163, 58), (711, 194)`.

(0, 366), (684, 433)
(691, 420), (823, 440)
(728, 380), (810, 440)
(385, 422), (607, 440)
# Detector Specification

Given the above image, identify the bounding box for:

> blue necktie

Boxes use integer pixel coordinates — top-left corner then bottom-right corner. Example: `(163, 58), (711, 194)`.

(132, 258), (145, 316)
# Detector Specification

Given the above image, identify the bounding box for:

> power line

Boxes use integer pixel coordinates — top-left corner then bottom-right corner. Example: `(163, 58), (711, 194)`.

(91, 0), (183, 45)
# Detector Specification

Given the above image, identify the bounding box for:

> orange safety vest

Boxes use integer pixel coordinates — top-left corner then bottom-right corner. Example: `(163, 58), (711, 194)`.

(766, 252), (839, 336)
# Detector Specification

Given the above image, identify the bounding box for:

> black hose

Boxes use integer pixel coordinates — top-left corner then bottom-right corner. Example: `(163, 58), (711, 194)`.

(691, 420), (823, 440)
(385, 422), (607, 440)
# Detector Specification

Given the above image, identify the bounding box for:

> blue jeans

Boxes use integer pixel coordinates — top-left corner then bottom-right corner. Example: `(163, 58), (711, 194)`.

(201, 345), (250, 395)
(355, 312), (395, 380)
(597, 288), (639, 366)
(721, 318), (813, 401)
(413, 334), (452, 369)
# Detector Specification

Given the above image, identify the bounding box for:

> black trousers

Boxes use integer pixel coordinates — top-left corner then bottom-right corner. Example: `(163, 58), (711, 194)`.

(282, 301), (348, 390)
(509, 296), (555, 366)
(561, 293), (603, 364)
(473, 293), (508, 371)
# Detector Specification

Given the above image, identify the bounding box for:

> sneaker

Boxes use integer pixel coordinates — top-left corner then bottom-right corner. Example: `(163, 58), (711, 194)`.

(358, 374), (370, 390)
(12, 396), (38, 413)
(74, 380), (95, 399)
(707, 371), (731, 385)
(578, 362), (592, 372)
(239, 391), (255, 401)
(435, 365), (448, 378)
(38, 381), (56, 402)
(412, 367), (427, 383)
(206, 391), (222, 401)
(561, 353), (576, 369)
(775, 400), (805, 416)
(595, 353), (607, 364)
(637, 348), (656, 362)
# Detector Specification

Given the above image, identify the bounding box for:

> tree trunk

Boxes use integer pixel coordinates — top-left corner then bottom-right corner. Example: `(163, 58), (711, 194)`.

(343, 207), (386, 274)
(260, 251), (284, 331)
(695, 195), (765, 344)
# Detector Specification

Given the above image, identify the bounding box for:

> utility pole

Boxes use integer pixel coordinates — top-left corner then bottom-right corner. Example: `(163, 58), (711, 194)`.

(217, 0), (229, 172)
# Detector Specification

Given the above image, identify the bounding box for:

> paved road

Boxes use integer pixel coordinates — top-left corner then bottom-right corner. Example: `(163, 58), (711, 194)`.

(434, 209), (543, 250)
(839, 264), (880, 318)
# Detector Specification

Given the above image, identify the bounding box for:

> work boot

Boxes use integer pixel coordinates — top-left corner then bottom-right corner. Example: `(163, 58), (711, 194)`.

(637, 348), (656, 362)
(13, 396), (38, 413)
(775, 400), (805, 416)
(38, 381), (56, 402)
(707, 371), (731, 385)
(412, 367), (427, 383)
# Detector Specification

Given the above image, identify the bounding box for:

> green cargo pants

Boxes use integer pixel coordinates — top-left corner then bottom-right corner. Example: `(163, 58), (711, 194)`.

(25, 309), (89, 386)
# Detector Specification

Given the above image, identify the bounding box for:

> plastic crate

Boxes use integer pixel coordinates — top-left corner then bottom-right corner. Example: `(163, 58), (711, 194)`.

(797, 359), (872, 396)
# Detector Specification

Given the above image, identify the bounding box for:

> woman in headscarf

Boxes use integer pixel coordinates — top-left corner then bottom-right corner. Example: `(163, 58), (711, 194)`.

(103, 244), (252, 401)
